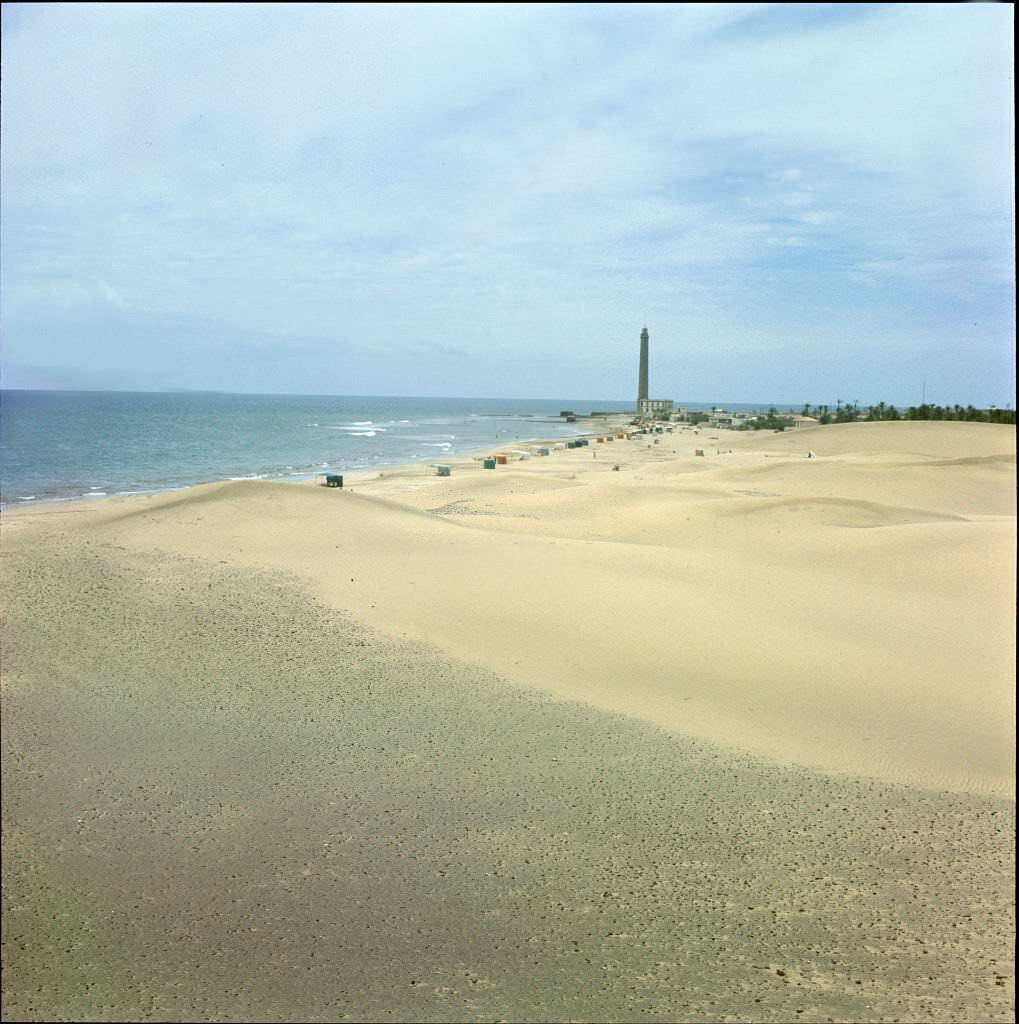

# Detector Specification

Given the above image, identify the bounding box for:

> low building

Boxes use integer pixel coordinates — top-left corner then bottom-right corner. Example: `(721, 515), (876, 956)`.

(638, 398), (674, 419)
(707, 412), (740, 428)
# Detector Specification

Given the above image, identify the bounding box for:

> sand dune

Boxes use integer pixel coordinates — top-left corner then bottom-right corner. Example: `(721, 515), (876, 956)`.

(37, 420), (1007, 797)
(728, 419), (1016, 459)
(2, 419), (1014, 1022)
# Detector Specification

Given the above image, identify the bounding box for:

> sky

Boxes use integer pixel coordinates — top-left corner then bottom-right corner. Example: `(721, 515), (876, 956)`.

(1, 2), (1014, 406)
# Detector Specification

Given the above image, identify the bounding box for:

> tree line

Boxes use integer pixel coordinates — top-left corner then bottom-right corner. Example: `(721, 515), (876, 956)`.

(803, 402), (1015, 425)
(685, 403), (1015, 430)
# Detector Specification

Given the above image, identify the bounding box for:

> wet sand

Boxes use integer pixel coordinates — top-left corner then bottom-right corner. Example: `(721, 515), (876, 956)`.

(1, 420), (1015, 1022)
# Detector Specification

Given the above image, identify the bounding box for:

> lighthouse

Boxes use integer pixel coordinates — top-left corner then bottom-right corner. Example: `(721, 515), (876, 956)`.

(636, 326), (676, 421)
(637, 325), (649, 411)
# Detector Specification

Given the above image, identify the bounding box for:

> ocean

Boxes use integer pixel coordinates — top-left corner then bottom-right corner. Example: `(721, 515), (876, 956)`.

(1, 391), (638, 507)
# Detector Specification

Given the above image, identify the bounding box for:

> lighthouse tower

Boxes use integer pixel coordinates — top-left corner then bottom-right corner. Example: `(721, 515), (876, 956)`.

(637, 326), (649, 411)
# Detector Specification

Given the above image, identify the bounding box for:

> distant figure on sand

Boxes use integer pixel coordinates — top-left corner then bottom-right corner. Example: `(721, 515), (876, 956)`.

(807, 450), (816, 459)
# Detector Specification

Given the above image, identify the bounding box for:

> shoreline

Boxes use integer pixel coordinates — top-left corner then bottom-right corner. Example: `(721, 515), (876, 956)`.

(0, 412), (637, 514)
(0, 412), (635, 512)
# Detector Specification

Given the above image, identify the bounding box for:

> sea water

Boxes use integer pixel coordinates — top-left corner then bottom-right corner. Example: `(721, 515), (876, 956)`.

(0, 391), (635, 506)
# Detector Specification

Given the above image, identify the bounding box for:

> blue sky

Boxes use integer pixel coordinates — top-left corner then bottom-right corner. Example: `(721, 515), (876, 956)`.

(1, 3), (1014, 405)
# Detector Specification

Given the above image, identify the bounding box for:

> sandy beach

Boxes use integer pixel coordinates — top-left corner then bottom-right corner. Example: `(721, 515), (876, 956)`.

(2, 419), (1015, 1022)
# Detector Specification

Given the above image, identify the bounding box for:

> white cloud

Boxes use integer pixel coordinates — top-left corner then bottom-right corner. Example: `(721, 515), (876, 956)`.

(767, 236), (808, 248)
(797, 210), (838, 226)
(98, 281), (128, 309)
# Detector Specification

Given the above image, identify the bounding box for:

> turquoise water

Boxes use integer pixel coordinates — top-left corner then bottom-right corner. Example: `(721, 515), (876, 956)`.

(1, 391), (636, 506)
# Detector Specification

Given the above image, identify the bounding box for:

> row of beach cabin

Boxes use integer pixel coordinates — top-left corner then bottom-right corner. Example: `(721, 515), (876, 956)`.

(476, 428), (659, 471)
(320, 424), (676, 486)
